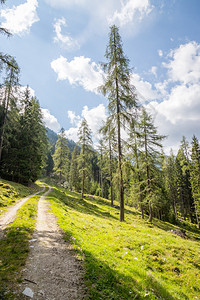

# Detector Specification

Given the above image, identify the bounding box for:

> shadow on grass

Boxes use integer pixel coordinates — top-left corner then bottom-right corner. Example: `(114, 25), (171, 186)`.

(62, 232), (177, 300)
(152, 218), (200, 241)
(0, 226), (32, 299)
(50, 187), (119, 221)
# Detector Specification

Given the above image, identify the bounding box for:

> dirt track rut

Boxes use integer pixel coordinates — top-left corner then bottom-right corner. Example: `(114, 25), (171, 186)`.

(19, 186), (86, 300)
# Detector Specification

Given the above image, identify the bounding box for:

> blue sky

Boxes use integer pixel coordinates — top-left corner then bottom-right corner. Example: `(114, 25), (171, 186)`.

(1, 0), (200, 153)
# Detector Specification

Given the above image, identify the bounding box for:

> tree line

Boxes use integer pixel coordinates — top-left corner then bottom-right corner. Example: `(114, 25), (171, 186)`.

(0, 1), (48, 185)
(51, 25), (200, 227)
(1, 11), (199, 227)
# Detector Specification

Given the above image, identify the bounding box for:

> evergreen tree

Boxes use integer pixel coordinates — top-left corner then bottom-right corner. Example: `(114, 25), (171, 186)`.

(69, 145), (80, 191)
(53, 128), (70, 184)
(176, 138), (194, 221)
(189, 135), (200, 228)
(139, 108), (165, 222)
(162, 150), (178, 218)
(100, 25), (137, 221)
(78, 118), (92, 198)
(0, 58), (20, 161)
(127, 120), (145, 218)
(1, 87), (48, 184)
(99, 118), (117, 206)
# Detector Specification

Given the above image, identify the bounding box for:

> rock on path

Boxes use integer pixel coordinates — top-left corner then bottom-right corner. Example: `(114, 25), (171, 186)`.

(19, 186), (87, 300)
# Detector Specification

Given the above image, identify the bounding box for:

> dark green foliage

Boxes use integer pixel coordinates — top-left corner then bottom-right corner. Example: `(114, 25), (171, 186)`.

(0, 87), (48, 184)
(53, 128), (70, 184)
(78, 118), (93, 198)
(189, 135), (200, 228)
(69, 145), (80, 191)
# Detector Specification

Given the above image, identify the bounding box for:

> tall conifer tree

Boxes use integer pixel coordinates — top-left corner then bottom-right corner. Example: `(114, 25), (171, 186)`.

(78, 118), (92, 198)
(100, 25), (137, 221)
(190, 135), (200, 228)
(53, 128), (70, 184)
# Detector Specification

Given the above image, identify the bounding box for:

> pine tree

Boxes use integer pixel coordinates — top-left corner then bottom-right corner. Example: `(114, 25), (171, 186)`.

(0, 58), (20, 161)
(139, 108), (165, 222)
(100, 25), (137, 221)
(53, 128), (70, 185)
(176, 138), (194, 222)
(69, 145), (80, 192)
(99, 118), (116, 206)
(189, 135), (200, 228)
(1, 87), (48, 184)
(162, 150), (178, 218)
(78, 118), (92, 198)
(127, 120), (145, 218)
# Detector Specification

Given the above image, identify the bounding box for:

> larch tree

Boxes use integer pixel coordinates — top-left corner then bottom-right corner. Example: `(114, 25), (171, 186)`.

(100, 25), (137, 221)
(78, 118), (92, 198)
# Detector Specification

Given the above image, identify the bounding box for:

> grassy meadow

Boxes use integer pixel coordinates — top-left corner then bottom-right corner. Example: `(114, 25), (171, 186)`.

(0, 179), (41, 215)
(47, 183), (200, 300)
(0, 178), (200, 299)
(0, 180), (45, 298)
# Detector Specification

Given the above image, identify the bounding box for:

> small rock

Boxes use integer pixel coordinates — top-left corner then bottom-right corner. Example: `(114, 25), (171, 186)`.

(22, 287), (34, 298)
(29, 239), (37, 242)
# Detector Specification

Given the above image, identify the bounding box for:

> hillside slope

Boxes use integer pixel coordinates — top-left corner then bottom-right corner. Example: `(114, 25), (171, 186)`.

(0, 179), (40, 215)
(47, 183), (200, 300)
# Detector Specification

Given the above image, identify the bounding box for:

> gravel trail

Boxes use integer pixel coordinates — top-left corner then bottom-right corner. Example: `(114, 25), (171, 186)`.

(19, 186), (86, 300)
(0, 186), (45, 234)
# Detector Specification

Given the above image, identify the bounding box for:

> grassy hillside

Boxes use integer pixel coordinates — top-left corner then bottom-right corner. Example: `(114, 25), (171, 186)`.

(0, 179), (41, 215)
(47, 184), (200, 300)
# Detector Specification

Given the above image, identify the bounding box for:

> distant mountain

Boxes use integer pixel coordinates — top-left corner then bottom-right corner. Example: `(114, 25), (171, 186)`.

(46, 127), (58, 145)
(46, 127), (79, 152)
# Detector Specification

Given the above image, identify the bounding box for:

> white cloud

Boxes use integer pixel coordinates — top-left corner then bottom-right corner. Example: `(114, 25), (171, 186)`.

(131, 73), (158, 102)
(108, 0), (153, 27)
(150, 66), (157, 77)
(158, 49), (163, 57)
(0, 0), (39, 35)
(65, 104), (107, 142)
(82, 104), (107, 136)
(53, 17), (80, 50)
(51, 55), (104, 93)
(145, 41), (200, 153)
(163, 41), (200, 84)
(45, 0), (153, 36)
(41, 108), (61, 132)
(68, 110), (81, 125)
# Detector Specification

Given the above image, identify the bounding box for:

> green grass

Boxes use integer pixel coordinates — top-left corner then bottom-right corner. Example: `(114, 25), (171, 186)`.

(47, 184), (200, 300)
(0, 192), (42, 299)
(0, 178), (41, 215)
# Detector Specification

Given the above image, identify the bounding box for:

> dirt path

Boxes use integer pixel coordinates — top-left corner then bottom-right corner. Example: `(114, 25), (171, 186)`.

(0, 186), (45, 235)
(19, 186), (87, 300)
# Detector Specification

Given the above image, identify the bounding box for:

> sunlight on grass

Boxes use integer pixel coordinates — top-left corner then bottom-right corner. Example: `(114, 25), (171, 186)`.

(48, 184), (200, 300)
(0, 194), (40, 298)
(0, 179), (42, 215)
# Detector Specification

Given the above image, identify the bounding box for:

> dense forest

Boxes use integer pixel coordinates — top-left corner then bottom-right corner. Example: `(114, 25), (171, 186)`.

(0, 12), (200, 228)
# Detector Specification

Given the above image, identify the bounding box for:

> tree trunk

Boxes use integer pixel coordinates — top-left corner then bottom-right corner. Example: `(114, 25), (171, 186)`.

(117, 97), (124, 222)
(109, 136), (114, 206)
(81, 145), (85, 198)
(144, 129), (152, 222)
